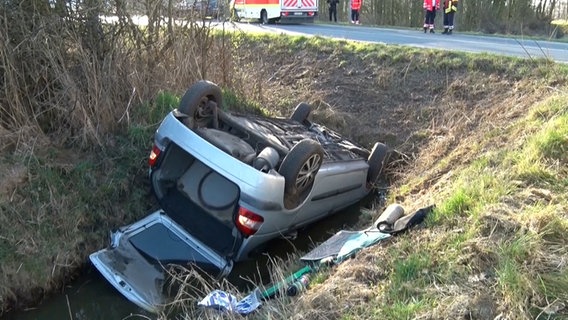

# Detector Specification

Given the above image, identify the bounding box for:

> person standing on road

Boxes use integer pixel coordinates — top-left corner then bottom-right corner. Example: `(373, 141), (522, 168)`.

(328, 0), (339, 22)
(351, 0), (362, 24)
(442, 0), (458, 34)
(423, 0), (439, 33)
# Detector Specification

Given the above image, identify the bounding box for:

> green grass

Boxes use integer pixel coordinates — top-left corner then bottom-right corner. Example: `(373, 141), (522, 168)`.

(134, 91), (179, 126)
(500, 231), (539, 263)
(508, 95), (568, 186)
(432, 187), (477, 224)
(529, 95), (568, 120)
(496, 258), (529, 306)
(430, 93), (566, 227)
(153, 91), (180, 121)
(391, 253), (431, 285)
(432, 166), (511, 224)
(374, 86), (567, 319)
(380, 300), (431, 320)
(530, 114), (568, 162)
(0, 152), (148, 285)
(222, 88), (269, 115)
(538, 271), (568, 302)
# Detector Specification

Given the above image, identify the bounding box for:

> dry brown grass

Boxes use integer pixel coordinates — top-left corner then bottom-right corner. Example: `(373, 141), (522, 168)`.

(0, 6), (248, 150)
(0, 4), (252, 315)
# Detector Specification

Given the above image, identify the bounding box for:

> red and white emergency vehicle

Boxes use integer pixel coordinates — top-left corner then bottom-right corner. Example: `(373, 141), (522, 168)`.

(231, 0), (318, 23)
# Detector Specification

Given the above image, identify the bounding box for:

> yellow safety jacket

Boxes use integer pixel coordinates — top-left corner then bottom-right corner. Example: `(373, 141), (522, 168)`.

(444, 0), (457, 13)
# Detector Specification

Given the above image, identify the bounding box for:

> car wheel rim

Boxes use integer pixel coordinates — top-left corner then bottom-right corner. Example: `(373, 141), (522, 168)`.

(194, 98), (216, 125)
(295, 154), (321, 191)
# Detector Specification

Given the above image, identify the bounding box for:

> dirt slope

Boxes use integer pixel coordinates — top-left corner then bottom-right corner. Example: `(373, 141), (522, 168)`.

(236, 41), (549, 171)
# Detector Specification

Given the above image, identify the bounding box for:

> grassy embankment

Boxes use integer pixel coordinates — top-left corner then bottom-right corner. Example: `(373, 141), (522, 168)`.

(0, 13), (242, 313)
(165, 41), (568, 320)
(1, 12), (567, 320)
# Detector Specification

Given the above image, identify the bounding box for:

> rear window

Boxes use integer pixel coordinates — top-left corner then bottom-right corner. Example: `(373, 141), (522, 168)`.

(129, 223), (221, 275)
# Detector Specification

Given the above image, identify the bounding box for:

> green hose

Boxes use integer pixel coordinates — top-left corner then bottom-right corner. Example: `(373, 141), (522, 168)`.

(259, 265), (314, 300)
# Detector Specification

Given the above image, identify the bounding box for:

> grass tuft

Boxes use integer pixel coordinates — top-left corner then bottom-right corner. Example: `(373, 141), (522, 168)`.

(432, 188), (474, 223)
(530, 115), (568, 163)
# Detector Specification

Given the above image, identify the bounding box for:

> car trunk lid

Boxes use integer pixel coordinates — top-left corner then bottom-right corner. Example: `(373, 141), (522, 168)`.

(89, 210), (232, 313)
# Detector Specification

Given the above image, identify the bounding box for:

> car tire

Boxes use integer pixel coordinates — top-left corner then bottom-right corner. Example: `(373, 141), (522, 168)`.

(178, 80), (221, 129)
(366, 142), (388, 188)
(290, 102), (311, 125)
(260, 10), (268, 24)
(279, 139), (324, 209)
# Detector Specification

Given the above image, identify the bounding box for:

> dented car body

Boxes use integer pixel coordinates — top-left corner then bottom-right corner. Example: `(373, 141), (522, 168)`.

(89, 81), (388, 312)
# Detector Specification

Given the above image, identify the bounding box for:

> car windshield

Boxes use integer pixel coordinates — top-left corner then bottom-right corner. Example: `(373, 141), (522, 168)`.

(195, 0), (217, 9)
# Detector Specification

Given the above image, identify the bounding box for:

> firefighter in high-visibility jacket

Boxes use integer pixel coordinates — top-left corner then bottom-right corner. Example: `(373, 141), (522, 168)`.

(351, 0), (362, 24)
(423, 0), (439, 33)
(442, 0), (458, 34)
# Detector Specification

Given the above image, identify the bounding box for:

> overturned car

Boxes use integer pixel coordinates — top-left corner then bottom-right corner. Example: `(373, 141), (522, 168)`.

(89, 80), (389, 312)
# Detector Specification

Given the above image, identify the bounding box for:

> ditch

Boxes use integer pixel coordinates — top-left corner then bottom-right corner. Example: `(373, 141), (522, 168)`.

(4, 194), (380, 320)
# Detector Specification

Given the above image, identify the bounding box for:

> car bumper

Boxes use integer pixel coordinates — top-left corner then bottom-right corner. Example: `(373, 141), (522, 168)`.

(154, 112), (287, 210)
(280, 12), (316, 23)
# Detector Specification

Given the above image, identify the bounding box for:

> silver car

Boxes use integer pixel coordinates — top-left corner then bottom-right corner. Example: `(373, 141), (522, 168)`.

(89, 80), (388, 312)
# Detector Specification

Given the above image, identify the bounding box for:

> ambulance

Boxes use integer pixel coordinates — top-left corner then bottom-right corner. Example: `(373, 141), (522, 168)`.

(231, 0), (318, 24)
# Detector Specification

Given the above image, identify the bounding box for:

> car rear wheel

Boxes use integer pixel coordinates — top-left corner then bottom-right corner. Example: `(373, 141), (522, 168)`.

(290, 102), (311, 125)
(279, 139), (324, 209)
(366, 142), (388, 188)
(178, 80), (221, 129)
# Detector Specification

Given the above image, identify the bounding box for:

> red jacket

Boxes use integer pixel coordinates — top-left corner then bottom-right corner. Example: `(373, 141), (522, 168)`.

(423, 0), (439, 11)
(351, 0), (361, 10)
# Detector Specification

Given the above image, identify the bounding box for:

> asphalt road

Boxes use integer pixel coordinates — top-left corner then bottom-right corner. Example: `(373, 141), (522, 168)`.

(230, 22), (568, 63)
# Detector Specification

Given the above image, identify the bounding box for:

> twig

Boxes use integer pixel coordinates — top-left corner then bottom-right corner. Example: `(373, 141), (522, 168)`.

(118, 87), (137, 125)
(66, 295), (73, 320)
(514, 38), (535, 61)
(121, 314), (153, 320)
(52, 253), (59, 276)
(402, 59), (412, 84)
(532, 39), (552, 61)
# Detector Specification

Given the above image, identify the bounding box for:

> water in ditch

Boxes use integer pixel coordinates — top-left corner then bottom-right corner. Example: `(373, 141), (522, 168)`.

(4, 198), (380, 320)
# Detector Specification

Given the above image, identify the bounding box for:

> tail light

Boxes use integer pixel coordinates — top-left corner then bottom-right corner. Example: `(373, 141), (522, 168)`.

(281, 11), (289, 16)
(236, 207), (264, 236)
(308, 11), (314, 16)
(148, 144), (162, 167)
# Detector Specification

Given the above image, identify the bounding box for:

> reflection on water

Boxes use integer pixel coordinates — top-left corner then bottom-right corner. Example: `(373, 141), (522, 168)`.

(2, 273), (152, 320)
(5, 200), (375, 320)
